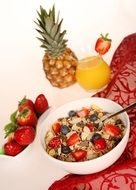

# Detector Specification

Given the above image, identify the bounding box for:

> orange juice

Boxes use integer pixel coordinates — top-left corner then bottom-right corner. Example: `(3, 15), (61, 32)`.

(76, 55), (111, 91)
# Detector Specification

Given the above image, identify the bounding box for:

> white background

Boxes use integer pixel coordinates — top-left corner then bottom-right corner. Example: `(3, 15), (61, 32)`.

(0, 0), (136, 189)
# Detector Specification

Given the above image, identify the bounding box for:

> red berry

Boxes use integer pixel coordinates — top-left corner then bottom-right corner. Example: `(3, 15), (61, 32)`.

(104, 124), (121, 137)
(77, 108), (90, 117)
(14, 126), (36, 145)
(67, 133), (80, 146)
(34, 94), (49, 116)
(94, 138), (107, 150)
(87, 123), (95, 132)
(17, 108), (37, 127)
(4, 140), (24, 156)
(52, 122), (61, 134)
(72, 149), (87, 161)
(95, 33), (111, 55)
(48, 137), (61, 148)
(18, 96), (34, 112)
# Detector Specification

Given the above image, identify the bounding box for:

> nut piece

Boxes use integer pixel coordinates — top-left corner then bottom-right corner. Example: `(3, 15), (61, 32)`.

(83, 126), (91, 134)
(48, 149), (56, 156)
(92, 104), (103, 112)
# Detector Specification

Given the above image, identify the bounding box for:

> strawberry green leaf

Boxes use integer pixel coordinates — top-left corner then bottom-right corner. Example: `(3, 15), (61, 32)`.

(18, 96), (26, 107)
(4, 122), (18, 138)
(10, 110), (18, 123)
(0, 147), (5, 155)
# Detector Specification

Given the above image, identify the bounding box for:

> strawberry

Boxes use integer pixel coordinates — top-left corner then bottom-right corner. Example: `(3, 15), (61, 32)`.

(48, 137), (61, 148)
(7, 132), (15, 142)
(71, 149), (87, 161)
(14, 126), (36, 145)
(67, 133), (80, 146)
(3, 140), (24, 156)
(34, 94), (49, 117)
(17, 108), (37, 127)
(87, 123), (95, 132)
(94, 138), (107, 150)
(104, 124), (121, 137)
(95, 33), (111, 55)
(77, 108), (90, 117)
(18, 96), (34, 112)
(52, 122), (61, 134)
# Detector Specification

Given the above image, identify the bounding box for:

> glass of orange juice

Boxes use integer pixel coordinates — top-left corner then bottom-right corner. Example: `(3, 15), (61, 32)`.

(76, 55), (111, 91)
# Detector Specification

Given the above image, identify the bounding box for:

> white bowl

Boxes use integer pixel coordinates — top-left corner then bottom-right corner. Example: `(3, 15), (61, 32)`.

(40, 97), (130, 174)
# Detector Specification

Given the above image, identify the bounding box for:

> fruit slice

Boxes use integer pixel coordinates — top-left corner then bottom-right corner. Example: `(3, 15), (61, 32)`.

(77, 108), (90, 117)
(3, 140), (24, 156)
(52, 122), (61, 134)
(94, 138), (107, 150)
(71, 149), (87, 161)
(86, 123), (95, 132)
(67, 133), (80, 146)
(14, 126), (36, 145)
(48, 137), (61, 148)
(104, 124), (121, 137)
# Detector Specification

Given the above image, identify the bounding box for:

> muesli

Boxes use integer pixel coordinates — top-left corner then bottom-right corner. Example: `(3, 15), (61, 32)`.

(44, 104), (126, 162)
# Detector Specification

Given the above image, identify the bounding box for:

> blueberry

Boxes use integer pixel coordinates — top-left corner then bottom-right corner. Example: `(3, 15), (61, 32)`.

(61, 125), (70, 135)
(68, 110), (76, 117)
(89, 114), (98, 121)
(91, 133), (101, 142)
(61, 144), (71, 154)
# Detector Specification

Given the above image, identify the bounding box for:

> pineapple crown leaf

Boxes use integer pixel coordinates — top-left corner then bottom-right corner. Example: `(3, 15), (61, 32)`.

(35, 4), (67, 57)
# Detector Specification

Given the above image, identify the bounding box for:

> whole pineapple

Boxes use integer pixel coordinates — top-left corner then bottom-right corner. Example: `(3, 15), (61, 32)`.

(35, 5), (78, 88)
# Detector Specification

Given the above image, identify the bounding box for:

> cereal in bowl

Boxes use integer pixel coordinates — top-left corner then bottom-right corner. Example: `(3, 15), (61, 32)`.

(44, 105), (126, 162)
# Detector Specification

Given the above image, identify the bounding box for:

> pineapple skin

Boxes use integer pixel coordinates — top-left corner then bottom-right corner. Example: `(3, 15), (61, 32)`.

(43, 48), (78, 88)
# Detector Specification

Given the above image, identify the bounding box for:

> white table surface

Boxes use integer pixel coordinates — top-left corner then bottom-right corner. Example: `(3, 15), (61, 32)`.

(0, 0), (136, 189)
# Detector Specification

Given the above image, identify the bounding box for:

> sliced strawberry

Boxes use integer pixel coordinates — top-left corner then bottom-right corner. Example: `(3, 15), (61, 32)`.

(87, 123), (95, 132)
(104, 124), (121, 137)
(67, 133), (80, 146)
(52, 122), (61, 134)
(48, 137), (61, 148)
(71, 149), (87, 161)
(77, 108), (90, 117)
(94, 138), (107, 150)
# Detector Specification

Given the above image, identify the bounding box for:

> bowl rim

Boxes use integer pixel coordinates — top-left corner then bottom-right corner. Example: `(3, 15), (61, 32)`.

(40, 97), (130, 165)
